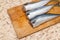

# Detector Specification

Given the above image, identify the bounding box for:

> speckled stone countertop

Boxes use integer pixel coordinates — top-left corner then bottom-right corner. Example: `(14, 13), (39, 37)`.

(0, 0), (60, 40)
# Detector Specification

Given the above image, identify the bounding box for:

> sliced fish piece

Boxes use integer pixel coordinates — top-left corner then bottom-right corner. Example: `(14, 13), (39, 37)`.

(28, 5), (54, 19)
(31, 14), (59, 27)
(24, 0), (50, 11)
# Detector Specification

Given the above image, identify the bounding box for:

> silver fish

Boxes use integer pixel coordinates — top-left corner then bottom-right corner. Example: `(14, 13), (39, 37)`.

(31, 14), (58, 27)
(28, 5), (54, 19)
(24, 0), (50, 11)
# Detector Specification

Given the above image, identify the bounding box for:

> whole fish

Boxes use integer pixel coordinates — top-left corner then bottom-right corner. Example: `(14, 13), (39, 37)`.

(28, 5), (54, 19)
(24, 0), (50, 11)
(31, 14), (59, 27)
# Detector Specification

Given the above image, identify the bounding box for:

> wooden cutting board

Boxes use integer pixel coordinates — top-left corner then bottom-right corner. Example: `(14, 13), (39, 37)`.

(8, 0), (60, 39)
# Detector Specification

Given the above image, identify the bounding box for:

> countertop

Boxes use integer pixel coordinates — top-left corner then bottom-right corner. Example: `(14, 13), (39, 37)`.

(0, 0), (60, 40)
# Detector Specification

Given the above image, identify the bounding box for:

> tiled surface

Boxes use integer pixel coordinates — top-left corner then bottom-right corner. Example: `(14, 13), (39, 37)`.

(0, 0), (60, 40)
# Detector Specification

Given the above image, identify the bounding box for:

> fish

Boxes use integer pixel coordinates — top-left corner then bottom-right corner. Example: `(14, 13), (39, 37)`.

(27, 5), (54, 19)
(31, 14), (59, 27)
(24, 0), (50, 11)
